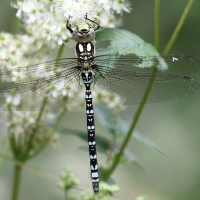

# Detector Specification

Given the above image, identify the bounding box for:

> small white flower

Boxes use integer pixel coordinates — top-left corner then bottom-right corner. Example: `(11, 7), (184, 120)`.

(111, 0), (132, 14)
(52, 90), (58, 97)
(13, 95), (21, 106)
(61, 90), (67, 96)
(6, 95), (12, 104)
(12, 0), (131, 44)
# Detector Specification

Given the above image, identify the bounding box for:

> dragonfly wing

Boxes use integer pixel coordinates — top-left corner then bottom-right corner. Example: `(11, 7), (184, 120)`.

(94, 54), (200, 75)
(0, 58), (81, 110)
(93, 54), (200, 104)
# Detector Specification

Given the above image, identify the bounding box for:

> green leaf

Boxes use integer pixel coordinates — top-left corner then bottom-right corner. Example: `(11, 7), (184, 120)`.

(96, 28), (160, 56)
(133, 131), (164, 155)
(99, 167), (116, 185)
(94, 105), (163, 154)
(102, 112), (163, 154)
(111, 147), (144, 171)
(115, 116), (131, 135)
(94, 105), (121, 137)
(58, 126), (111, 155)
(105, 112), (163, 154)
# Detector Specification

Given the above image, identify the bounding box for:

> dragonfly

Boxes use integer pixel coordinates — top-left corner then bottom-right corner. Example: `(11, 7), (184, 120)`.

(1, 15), (200, 193)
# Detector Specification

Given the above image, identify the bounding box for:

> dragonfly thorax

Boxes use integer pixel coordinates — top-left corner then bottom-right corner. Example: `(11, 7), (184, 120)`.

(76, 42), (95, 69)
(72, 23), (95, 43)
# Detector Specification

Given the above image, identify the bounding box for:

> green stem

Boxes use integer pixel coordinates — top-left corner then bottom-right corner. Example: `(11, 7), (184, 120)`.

(8, 110), (18, 159)
(11, 14), (20, 34)
(9, 36), (65, 200)
(154, 0), (160, 51)
(8, 132), (18, 159)
(28, 107), (67, 160)
(101, 67), (158, 181)
(53, 107), (67, 132)
(56, 44), (65, 60)
(0, 153), (59, 183)
(0, 138), (9, 168)
(162, 0), (194, 56)
(36, 96), (48, 124)
(21, 96), (48, 161)
(35, 44), (65, 124)
(24, 43), (64, 157)
(12, 165), (22, 200)
(21, 44), (65, 160)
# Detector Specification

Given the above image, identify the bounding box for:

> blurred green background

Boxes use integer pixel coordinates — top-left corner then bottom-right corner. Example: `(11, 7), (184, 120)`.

(0, 0), (200, 200)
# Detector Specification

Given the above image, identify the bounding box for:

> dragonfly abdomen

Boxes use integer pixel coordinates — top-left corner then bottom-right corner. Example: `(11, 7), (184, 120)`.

(82, 71), (99, 192)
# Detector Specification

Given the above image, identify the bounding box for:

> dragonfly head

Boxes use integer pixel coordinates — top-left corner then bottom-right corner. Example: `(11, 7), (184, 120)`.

(72, 23), (95, 43)
(77, 23), (90, 34)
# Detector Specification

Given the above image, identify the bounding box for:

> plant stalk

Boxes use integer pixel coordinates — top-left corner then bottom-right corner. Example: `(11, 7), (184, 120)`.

(12, 165), (22, 200)
(154, 0), (160, 51)
(101, 67), (158, 181)
(22, 44), (65, 160)
(53, 107), (67, 132)
(162, 0), (194, 56)
(56, 44), (65, 60)
(36, 44), (65, 124)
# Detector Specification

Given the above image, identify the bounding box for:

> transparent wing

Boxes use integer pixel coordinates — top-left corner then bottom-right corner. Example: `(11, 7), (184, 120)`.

(93, 54), (200, 104)
(0, 58), (81, 110)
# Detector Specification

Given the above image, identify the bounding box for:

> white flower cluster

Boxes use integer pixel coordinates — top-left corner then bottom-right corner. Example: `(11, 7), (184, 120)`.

(0, 32), (86, 111)
(0, 0), (130, 113)
(7, 110), (55, 157)
(12, 0), (131, 45)
(0, 32), (50, 69)
(8, 111), (37, 134)
(0, 32), (50, 110)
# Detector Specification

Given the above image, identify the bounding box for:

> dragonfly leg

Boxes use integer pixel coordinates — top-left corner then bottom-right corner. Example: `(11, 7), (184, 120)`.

(66, 19), (73, 33)
(85, 13), (100, 32)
